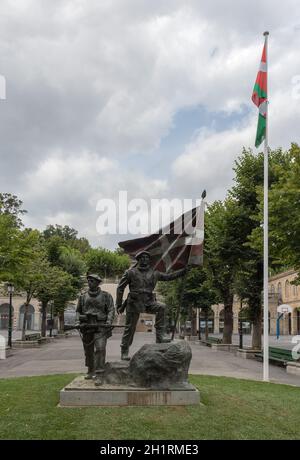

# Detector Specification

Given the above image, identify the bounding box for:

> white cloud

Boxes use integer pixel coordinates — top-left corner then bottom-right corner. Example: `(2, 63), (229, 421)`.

(0, 0), (300, 246)
(21, 149), (168, 246)
(171, 121), (255, 203)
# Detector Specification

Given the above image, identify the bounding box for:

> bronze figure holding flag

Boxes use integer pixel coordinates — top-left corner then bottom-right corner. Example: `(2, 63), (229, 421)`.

(116, 202), (205, 360)
(116, 250), (187, 360)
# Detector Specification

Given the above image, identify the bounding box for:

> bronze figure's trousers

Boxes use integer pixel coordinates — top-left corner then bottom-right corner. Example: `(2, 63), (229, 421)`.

(121, 301), (166, 350)
(82, 332), (107, 373)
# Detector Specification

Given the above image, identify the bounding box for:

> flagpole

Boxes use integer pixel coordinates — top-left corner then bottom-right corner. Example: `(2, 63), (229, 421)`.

(263, 30), (269, 382)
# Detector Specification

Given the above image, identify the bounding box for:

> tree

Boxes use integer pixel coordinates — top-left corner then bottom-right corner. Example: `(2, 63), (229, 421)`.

(43, 234), (87, 291)
(69, 237), (91, 255)
(35, 266), (76, 337)
(12, 230), (48, 340)
(157, 267), (216, 339)
(43, 224), (78, 241)
(205, 199), (244, 344)
(229, 147), (288, 348)
(44, 235), (63, 266)
(157, 276), (186, 337)
(181, 267), (217, 337)
(0, 194), (28, 281)
(52, 275), (77, 333)
(0, 214), (22, 280)
(0, 193), (27, 228)
(85, 248), (130, 279)
(43, 224), (91, 254)
(58, 246), (86, 290)
(267, 143), (300, 279)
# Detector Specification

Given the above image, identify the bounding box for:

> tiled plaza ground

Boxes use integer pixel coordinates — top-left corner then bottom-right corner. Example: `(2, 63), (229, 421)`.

(0, 331), (299, 386)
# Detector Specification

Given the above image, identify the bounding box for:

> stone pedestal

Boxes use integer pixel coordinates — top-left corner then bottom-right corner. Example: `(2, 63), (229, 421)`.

(236, 348), (259, 359)
(12, 340), (40, 348)
(59, 376), (200, 407)
(210, 344), (239, 353)
(286, 361), (300, 376)
(0, 335), (6, 359)
(184, 335), (198, 342)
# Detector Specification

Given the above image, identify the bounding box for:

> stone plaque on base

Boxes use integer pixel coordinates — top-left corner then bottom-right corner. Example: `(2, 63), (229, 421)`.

(59, 375), (200, 407)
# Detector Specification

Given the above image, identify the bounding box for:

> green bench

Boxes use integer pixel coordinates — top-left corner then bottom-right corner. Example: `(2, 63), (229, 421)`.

(201, 336), (223, 346)
(25, 333), (41, 342)
(207, 336), (222, 344)
(255, 346), (298, 367)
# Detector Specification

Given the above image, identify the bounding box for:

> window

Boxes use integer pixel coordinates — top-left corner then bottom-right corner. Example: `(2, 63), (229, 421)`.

(285, 280), (290, 299)
(293, 284), (298, 297)
(278, 283), (282, 299)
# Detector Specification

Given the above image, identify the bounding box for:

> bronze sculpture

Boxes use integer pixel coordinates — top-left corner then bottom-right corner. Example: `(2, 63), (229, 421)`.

(116, 250), (187, 360)
(76, 273), (115, 385)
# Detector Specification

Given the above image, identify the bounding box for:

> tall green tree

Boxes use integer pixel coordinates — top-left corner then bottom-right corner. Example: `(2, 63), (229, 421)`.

(43, 224), (91, 254)
(12, 230), (48, 340)
(52, 276), (77, 333)
(43, 224), (78, 241)
(85, 248), (130, 279)
(229, 147), (288, 348)
(205, 199), (245, 344)
(158, 267), (216, 338)
(0, 193), (27, 228)
(0, 214), (22, 280)
(158, 276), (188, 336)
(183, 267), (217, 338)
(58, 246), (86, 290)
(43, 235), (86, 291)
(268, 143), (300, 278)
(0, 194), (28, 280)
(35, 266), (76, 337)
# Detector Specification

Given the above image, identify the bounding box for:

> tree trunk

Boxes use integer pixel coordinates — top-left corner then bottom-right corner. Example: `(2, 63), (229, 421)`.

(41, 301), (48, 338)
(252, 308), (262, 349)
(21, 302), (29, 341)
(171, 303), (180, 340)
(205, 309), (209, 341)
(191, 307), (197, 336)
(223, 299), (233, 344)
(58, 311), (64, 333)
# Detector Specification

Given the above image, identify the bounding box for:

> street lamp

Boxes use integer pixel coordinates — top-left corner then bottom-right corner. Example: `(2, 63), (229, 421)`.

(7, 283), (14, 348)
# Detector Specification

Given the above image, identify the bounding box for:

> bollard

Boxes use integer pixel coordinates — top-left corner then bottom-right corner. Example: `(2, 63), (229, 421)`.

(0, 335), (6, 359)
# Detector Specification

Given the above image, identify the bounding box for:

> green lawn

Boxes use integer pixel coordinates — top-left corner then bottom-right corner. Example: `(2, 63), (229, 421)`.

(0, 374), (299, 440)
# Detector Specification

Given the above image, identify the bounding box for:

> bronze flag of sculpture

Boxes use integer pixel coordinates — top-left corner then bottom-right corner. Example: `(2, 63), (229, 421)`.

(119, 202), (204, 273)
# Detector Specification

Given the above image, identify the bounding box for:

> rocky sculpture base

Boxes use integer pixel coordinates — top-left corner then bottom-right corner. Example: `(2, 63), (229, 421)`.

(59, 341), (200, 406)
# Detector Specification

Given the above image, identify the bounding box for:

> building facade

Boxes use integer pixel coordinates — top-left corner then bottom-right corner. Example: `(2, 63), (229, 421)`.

(210, 269), (300, 336)
(2, 271), (298, 336)
(0, 296), (41, 331)
(0, 281), (154, 334)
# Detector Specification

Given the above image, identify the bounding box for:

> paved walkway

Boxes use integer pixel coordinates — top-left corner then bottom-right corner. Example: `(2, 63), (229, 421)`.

(0, 332), (299, 386)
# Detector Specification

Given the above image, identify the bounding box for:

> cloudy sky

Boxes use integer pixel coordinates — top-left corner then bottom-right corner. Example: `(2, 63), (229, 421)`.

(1, 0), (300, 248)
